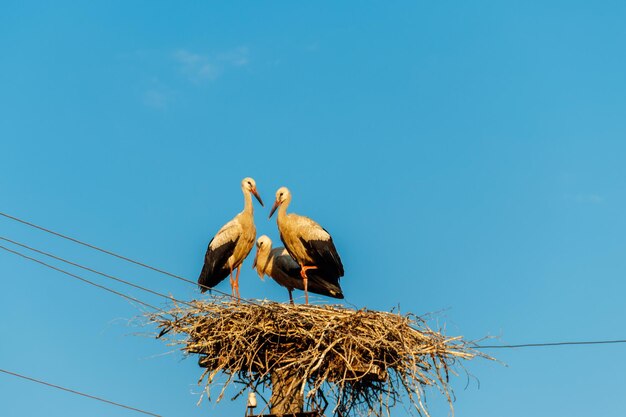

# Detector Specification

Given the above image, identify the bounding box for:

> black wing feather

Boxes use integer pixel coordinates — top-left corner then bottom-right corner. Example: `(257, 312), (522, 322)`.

(272, 255), (344, 299)
(306, 270), (344, 299)
(198, 236), (239, 292)
(299, 233), (344, 279)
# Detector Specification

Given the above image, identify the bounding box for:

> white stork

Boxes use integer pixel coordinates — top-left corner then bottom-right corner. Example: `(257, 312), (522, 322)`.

(268, 187), (344, 304)
(198, 177), (264, 298)
(253, 235), (344, 304)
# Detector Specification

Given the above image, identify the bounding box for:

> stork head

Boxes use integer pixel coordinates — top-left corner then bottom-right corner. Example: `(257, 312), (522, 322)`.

(242, 177), (264, 206)
(253, 235), (272, 279)
(269, 187), (290, 218)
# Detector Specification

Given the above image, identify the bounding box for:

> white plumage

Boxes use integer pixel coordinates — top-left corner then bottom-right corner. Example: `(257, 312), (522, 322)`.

(253, 235), (344, 303)
(198, 177), (264, 298)
(269, 187), (344, 304)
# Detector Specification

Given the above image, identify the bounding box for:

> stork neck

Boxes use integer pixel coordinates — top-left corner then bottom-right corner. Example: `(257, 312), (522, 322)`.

(260, 250), (273, 275)
(277, 196), (290, 222)
(242, 188), (254, 215)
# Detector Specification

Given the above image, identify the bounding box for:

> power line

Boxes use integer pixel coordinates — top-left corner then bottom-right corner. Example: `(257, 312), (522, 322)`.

(0, 236), (196, 310)
(476, 339), (626, 349)
(0, 211), (270, 309)
(0, 368), (164, 417)
(12, 212), (626, 350)
(4, 216), (626, 353)
(0, 211), (215, 292)
(0, 244), (165, 313)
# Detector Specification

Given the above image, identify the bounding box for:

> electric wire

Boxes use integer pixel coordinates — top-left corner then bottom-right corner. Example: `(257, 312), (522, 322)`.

(0, 368), (164, 417)
(0, 211), (270, 309)
(5, 238), (626, 350)
(475, 339), (626, 349)
(0, 236), (196, 310)
(0, 211), (220, 291)
(5, 213), (626, 350)
(0, 245), (166, 313)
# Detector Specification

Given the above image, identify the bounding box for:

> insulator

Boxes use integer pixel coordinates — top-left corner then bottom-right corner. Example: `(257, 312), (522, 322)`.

(247, 392), (257, 408)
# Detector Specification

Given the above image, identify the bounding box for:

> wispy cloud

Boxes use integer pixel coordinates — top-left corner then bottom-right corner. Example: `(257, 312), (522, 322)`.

(306, 42), (320, 52)
(174, 47), (249, 83)
(143, 89), (168, 109)
(140, 77), (177, 110)
(174, 50), (221, 82)
(134, 47), (250, 109)
(565, 193), (605, 204)
(217, 46), (249, 67)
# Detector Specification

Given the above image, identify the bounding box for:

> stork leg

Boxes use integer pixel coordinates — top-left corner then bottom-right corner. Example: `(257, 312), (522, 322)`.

(234, 266), (242, 300)
(288, 289), (294, 305)
(299, 266), (317, 305)
(228, 264), (235, 298)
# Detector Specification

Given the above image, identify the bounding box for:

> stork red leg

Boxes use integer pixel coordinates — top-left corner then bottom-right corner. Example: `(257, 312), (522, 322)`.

(228, 264), (235, 298)
(234, 266), (242, 300)
(300, 266), (317, 305)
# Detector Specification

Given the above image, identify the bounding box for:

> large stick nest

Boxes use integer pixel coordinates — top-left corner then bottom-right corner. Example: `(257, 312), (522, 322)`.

(149, 298), (490, 416)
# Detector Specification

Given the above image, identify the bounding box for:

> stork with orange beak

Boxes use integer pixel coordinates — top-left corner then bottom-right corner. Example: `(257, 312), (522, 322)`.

(269, 187), (344, 304)
(253, 235), (344, 304)
(198, 177), (264, 298)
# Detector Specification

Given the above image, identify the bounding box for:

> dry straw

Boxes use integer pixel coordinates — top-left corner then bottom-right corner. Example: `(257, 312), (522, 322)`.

(148, 298), (490, 416)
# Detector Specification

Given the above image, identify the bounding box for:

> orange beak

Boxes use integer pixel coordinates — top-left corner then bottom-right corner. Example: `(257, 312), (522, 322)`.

(251, 187), (264, 207)
(269, 200), (280, 218)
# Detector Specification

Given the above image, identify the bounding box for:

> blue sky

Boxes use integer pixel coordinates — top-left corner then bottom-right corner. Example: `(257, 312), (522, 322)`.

(2, 1), (626, 416)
